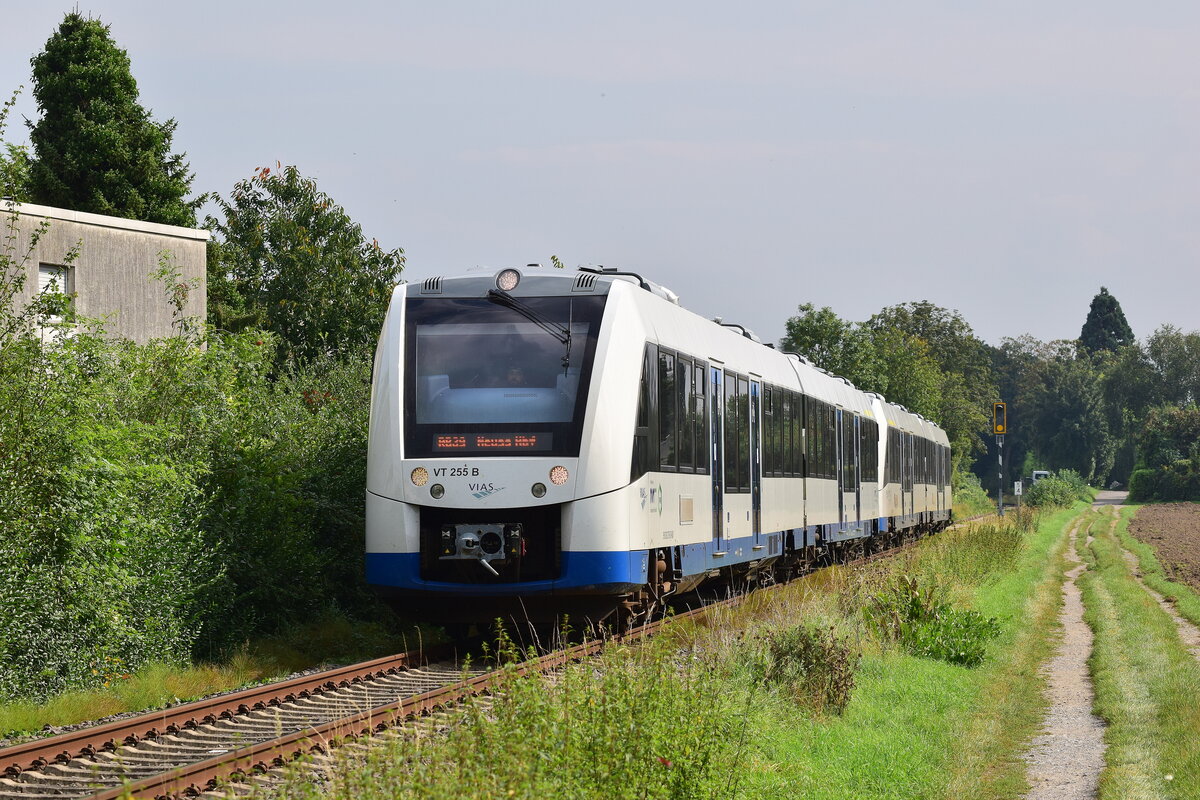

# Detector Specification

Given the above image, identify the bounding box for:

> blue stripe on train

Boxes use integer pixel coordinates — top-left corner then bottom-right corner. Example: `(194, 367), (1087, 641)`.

(366, 550), (644, 595)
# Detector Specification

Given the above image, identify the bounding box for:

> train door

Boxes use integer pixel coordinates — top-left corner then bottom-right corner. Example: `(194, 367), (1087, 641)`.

(750, 380), (762, 545)
(710, 367), (723, 549)
(835, 409), (845, 529)
(853, 414), (862, 529)
(904, 432), (915, 520)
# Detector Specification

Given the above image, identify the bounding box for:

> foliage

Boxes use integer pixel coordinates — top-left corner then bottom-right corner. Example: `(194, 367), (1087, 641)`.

(0, 282), (383, 698)
(864, 575), (1000, 667)
(1079, 286), (1134, 354)
(26, 13), (199, 226)
(205, 164), (404, 365)
(951, 470), (994, 518)
(1024, 469), (1089, 508)
(1127, 405), (1200, 501)
(742, 623), (859, 714)
(1, 88), (32, 200)
(286, 634), (750, 800)
(780, 300), (993, 473)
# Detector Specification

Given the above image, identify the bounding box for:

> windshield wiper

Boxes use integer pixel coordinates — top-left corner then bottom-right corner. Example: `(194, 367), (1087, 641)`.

(486, 289), (573, 368)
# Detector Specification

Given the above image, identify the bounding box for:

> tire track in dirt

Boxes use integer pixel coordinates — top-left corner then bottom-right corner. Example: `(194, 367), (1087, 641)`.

(1021, 514), (1106, 800)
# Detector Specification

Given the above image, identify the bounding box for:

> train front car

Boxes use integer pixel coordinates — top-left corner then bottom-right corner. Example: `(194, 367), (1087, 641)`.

(365, 268), (648, 626)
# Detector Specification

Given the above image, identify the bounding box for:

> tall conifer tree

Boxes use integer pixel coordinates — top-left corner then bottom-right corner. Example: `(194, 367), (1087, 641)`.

(27, 13), (198, 226)
(1079, 287), (1135, 354)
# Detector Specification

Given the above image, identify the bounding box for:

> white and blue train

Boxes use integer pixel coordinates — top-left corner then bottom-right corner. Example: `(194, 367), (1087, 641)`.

(366, 267), (952, 626)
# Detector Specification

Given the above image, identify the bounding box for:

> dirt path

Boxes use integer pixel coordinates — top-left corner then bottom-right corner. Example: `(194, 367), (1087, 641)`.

(1021, 514), (1107, 800)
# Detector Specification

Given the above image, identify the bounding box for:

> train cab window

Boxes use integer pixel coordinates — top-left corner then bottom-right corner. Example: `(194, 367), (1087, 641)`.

(631, 345), (654, 481)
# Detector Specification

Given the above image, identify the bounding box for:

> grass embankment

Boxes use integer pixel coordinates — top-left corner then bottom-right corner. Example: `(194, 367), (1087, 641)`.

(265, 508), (1083, 800)
(0, 614), (432, 741)
(744, 506), (1078, 800)
(1079, 507), (1200, 798)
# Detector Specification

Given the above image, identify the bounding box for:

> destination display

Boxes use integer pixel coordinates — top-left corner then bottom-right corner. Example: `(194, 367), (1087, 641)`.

(432, 432), (553, 453)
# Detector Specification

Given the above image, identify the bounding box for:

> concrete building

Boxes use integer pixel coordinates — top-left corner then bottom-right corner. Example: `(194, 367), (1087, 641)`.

(5, 201), (207, 342)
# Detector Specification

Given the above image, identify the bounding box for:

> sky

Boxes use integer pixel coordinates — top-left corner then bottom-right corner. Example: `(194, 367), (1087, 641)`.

(4, 1), (1199, 348)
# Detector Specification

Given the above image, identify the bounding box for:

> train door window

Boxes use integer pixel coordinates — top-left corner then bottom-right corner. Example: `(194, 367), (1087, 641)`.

(677, 355), (694, 471)
(658, 351), (677, 470)
(724, 372), (739, 492)
(693, 364), (707, 475)
(630, 345), (654, 482)
(738, 377), (750, 492)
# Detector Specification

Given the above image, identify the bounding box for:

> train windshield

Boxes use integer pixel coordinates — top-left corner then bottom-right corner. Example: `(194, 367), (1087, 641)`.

(404, 295), (607, 457)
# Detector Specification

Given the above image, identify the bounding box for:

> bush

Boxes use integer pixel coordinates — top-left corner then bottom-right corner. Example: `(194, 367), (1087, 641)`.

(0, 319), (380, 699)
(865, 575), (1000, 667)
(743, 623), (859, 714)
(952, 470), (993, 518)
(1025, 469), (1089, 508)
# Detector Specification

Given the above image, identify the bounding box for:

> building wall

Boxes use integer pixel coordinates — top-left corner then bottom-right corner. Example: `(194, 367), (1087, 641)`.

(6, 202), (208, 343)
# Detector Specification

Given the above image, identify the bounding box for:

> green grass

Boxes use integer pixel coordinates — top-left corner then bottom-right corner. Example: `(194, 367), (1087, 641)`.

(257, 509), (1087, 799)
(1079, 507), (1200, 799)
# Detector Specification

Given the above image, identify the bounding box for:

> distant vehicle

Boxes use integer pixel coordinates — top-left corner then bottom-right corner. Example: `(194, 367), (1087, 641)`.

(1031, 470), (1050, 483)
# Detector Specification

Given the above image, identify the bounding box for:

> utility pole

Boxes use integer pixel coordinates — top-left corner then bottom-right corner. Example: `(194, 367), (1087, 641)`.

(993, 402), (1007, 517)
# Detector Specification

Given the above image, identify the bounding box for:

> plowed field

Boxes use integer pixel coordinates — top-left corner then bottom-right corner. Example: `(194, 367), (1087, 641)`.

(1129, 503), (1200, 590)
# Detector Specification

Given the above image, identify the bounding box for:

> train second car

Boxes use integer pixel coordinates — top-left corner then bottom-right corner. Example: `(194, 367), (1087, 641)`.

(365, 267), (952, 626)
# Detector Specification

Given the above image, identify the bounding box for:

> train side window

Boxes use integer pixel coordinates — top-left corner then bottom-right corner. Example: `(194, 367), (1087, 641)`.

(693, 363), (707, 475)
(677, 355), (693, 471)
(762, 386), (774, 475)
(790, 393), (802, 476)
(658, 350), (677, 470)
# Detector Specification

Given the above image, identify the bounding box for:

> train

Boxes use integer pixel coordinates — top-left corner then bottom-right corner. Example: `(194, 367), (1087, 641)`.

(365, 266), (952, 629)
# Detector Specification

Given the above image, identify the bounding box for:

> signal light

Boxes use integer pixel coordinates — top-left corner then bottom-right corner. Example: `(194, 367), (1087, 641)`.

(993, 402), (1007, 435)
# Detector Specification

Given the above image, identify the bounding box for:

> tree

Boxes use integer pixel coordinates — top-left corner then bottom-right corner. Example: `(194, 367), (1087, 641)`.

(867, 302), (995, 470)
(27, 13), (198, 226)
(1079, 287), (1134, 354)
(206, 164), (405, 364)
(1027, 354), (1115, 483)
(780, 303), (879, 388)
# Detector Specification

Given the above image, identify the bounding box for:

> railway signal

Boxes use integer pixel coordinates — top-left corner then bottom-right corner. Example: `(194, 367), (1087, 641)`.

(993, 401), (1007, 516)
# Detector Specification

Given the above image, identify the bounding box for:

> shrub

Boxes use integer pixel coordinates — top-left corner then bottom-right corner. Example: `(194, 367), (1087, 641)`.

(865, 575), (1000, 667)
(0, 318), (381, 698)
(743, 623), (859, 714)
(1025, 469), (1089, 508)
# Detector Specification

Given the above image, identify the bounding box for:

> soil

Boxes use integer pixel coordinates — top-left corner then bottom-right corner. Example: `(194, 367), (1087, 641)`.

(1128, 503), (1200, 591)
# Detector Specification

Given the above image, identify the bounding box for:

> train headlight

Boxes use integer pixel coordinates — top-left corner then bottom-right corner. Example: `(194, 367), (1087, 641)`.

(531, 482), (547, 498)
(549, 465), (569, 486)
(411, 467), (429, 486)
(497, 269), (521, 291)
(430, 483), (445, 499)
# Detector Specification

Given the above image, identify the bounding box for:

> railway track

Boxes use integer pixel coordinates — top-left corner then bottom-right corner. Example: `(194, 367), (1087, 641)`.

(0, 518), (980, 799)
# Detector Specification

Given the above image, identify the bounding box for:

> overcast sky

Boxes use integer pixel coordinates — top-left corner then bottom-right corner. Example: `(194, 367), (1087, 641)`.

(5, 2), (1198, 347)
